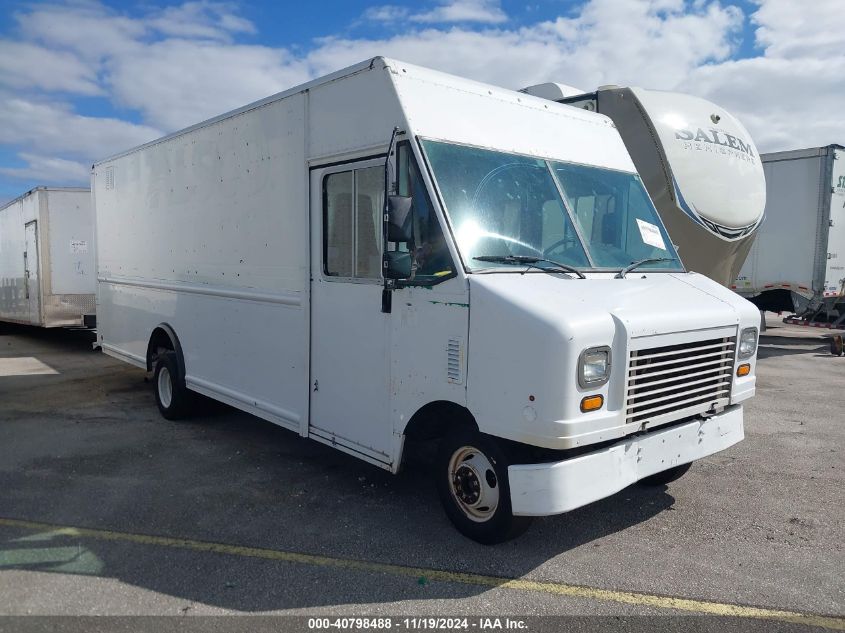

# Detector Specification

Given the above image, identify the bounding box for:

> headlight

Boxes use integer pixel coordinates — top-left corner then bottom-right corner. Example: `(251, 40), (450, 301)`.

(579, 346), (611, 388)
(738, 327), (758, 359)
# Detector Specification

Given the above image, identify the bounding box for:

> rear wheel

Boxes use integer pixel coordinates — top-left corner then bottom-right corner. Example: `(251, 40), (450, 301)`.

(830, 335), (843, 357)
(639, 462), (692, 486)
(436, 428), (532, 544)
(154, 352), (191, 420)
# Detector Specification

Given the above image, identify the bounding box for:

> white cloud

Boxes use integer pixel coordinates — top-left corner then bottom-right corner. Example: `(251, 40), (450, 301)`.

(320, 0), (842, 152)
(16, 2), (145, 61)
(364, 6), (411, 22)
(365, 0), (507, 24)
(107, 40), (311, 130)
(752, 0), (841, 59)
(313, 0), (742, 92)
(682, 0), (845, 151)
(0, 40), (102, 95)
(413, 0), (508, 24)
(146, 1), (257, 40)
(0, 153), (90, 184)
(685, 56), (845, 151)
(0, 95), (160, 160)
(0, 0), (842, 192)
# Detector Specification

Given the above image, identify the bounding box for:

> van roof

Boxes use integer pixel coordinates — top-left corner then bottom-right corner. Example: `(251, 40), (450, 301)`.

(93, 57), (616, 167)
(0, 186), (90, 213)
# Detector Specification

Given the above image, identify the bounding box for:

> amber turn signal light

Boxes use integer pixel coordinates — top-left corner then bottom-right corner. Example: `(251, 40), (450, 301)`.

(580, 394), (604, 412)
(736, 363), (751, 377)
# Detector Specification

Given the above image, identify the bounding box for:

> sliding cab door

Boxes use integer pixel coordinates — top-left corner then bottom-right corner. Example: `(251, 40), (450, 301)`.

(309, 160), (393, 465)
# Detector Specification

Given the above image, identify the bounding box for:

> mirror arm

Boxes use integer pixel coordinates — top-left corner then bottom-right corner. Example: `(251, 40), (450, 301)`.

(382, 126), (401, 313)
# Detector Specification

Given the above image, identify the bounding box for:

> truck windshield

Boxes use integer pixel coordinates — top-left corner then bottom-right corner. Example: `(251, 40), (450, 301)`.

(421, 140), (682, 272)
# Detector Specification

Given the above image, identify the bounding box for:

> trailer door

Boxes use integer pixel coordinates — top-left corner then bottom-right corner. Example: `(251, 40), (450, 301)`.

(309, 160), (393, 465)
(24, 221), (40, 324)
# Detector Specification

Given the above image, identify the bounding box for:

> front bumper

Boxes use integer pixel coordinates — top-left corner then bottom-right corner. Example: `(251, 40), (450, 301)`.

(508, 405), (744, 516)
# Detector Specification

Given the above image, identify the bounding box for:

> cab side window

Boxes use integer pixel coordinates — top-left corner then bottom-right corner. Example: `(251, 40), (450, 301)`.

(324, 166), (383, 280)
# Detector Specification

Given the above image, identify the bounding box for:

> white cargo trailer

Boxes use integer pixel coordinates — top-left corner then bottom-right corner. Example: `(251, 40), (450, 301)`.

(0, 187), (96, 327)
(520, 84), (766, 287)
(733, 145), (845, 328)
(94, 58), (761, 543)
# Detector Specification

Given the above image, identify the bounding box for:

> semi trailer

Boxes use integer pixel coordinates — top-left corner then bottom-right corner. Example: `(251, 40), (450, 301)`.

(93, 58), (760, 543)
(520, 83), (766, 287)
(733, 145), (845, 329)
(0, 186), (96, 328)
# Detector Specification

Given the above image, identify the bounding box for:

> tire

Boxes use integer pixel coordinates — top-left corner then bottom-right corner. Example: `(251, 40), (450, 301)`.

(639, 462), (692, 486)
(436, 428), (533, 544)
(830, 335), (843, 357)
(153, 351), (191, 420)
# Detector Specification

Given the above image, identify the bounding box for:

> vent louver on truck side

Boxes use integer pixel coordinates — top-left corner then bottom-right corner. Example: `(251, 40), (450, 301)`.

(104, 166), (115, 190)
(447, 337), (464, 384)
(626, 336), (735, 427)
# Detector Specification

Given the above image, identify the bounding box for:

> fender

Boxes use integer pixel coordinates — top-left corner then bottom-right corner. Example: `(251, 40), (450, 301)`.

(146, 323), (186, 384)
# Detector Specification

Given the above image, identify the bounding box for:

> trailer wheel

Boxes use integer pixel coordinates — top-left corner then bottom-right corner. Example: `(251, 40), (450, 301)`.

(436, 428), (532, 544)
(154, 352), (191, 420)
(639, 462), (692, 486)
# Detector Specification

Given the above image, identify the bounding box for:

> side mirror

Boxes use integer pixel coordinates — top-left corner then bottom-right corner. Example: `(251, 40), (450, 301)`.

(383, 250), (412, 280)
(387, 195), (413, 242)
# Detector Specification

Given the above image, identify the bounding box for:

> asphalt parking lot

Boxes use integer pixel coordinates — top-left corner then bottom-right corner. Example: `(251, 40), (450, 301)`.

(0, 317), (842, 627)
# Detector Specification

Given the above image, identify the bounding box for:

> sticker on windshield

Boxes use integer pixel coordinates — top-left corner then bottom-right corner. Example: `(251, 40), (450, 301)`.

(636, 219), (666, 250)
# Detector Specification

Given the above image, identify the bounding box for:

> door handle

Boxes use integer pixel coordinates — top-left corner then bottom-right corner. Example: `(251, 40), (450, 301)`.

(23, 252), (30, 298)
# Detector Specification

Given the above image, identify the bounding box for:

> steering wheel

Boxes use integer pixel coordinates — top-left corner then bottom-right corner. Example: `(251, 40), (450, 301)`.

(543, 237), (579, 257)
(543, 235), (581, 257)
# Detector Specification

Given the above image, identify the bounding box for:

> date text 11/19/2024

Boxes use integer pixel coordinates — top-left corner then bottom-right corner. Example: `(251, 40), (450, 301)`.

(307, 618), (528, 630)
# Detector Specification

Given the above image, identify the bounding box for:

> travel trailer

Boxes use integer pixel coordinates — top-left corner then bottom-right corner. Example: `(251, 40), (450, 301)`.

(520, 83), (766, 286)
(93, 58), (760, 543)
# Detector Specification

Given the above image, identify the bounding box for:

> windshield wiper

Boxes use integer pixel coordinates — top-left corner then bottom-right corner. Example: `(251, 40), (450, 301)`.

(615, 257), (675, 279)
(473, 255), (586, 279)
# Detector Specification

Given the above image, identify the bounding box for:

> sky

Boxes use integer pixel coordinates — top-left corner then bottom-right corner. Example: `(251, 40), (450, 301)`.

(0, 0), (842, 203)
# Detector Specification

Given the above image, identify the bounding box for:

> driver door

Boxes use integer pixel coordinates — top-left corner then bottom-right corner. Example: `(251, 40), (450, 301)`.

(309, 159), (394, 465)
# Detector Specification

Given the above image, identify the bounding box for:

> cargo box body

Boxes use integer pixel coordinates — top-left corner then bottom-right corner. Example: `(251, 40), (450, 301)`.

(0, 187), (95, 327)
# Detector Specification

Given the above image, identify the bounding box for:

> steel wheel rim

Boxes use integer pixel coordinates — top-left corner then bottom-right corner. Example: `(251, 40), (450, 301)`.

(158, 365), (173, 408)
(447, 445), (499, 522)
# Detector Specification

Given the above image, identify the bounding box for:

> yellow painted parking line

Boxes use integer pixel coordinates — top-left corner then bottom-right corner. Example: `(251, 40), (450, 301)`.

(1, 516), (842, 629)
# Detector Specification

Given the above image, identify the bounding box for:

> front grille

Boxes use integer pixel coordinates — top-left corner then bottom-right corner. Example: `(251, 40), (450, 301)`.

(626, 336), (735, 426)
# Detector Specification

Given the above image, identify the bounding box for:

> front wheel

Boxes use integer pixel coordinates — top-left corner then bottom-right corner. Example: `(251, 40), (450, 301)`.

(436, 428), (533, 544)
(639, 462), (692, 486)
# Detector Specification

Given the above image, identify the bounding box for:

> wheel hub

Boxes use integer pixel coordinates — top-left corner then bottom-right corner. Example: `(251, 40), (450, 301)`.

(453, 465), (483, 504)
(158, 365), (173, 408)
(447, 445), (500, 522)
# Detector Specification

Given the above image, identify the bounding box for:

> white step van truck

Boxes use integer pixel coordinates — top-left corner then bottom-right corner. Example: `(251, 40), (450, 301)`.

(1, 187), (96, 328)
(93, 58), (760, 543)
